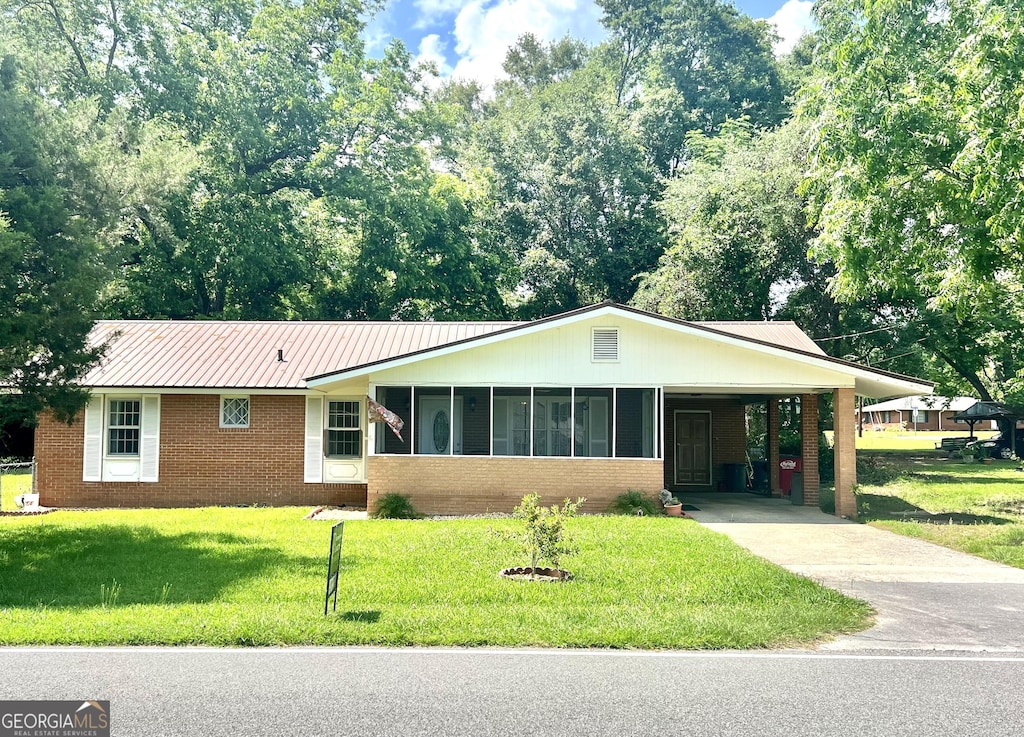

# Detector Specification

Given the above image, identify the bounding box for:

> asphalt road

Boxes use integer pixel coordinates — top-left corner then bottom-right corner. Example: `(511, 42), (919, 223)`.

(2, 647), (1022, 737)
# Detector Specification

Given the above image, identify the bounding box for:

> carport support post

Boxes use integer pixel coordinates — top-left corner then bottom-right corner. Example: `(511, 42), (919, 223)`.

(833, 388), (857, 520)
(799, 394), (820, 506)
(768, 399), (781, 496)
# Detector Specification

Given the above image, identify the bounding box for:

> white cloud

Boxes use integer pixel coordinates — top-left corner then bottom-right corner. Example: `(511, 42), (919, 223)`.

(449, 0), (605, 88)
(764, 0), (815, 56)
(413, 0), (468, 28)
(414, 34), (454, 88)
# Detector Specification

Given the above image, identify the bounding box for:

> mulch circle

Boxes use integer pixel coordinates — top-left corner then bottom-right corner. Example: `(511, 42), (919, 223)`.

(499, 566), (573, 582)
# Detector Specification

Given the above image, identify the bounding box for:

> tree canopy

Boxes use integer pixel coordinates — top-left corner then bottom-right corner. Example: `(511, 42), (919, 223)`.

(4, 0), (1024, 425)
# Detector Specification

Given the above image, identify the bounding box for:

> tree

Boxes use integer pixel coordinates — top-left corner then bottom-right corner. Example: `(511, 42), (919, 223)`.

(0, 53), (104, 424)
(474, 40), (666, 318)
(632, 121), (811, 321)
(802, 0), (1024, 402)
(598, 0), (786, 174)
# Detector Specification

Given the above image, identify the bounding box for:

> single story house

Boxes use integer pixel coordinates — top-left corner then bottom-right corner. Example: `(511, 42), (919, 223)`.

(857, 395), (989, 432)
(35, 303), (933, 519)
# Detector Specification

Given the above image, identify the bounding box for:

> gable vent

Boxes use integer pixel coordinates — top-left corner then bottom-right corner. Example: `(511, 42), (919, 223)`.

(592, 328), (619, 362)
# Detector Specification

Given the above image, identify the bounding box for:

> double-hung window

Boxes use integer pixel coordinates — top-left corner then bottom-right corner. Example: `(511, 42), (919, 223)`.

(108, 399), (141, 456)
(327, 400), (361, 458)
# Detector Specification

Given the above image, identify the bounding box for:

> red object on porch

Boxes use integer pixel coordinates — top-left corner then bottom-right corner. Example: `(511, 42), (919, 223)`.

(779, 456), (802, 494)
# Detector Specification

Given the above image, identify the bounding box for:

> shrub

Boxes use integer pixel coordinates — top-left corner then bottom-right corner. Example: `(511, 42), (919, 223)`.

(856, 455), (901, 486)
(372, 493), (422, 519)
(608, 490), (660, 516)
(511, 493), (584, 570)
(818, 432), (835, 487)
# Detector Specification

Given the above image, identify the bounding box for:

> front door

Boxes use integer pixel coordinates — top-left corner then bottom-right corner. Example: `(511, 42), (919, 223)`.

(417, 397), (463, 454)
(674, 411), (711, 485)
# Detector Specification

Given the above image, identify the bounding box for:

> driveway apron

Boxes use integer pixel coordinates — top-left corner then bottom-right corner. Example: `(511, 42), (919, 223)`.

(684, 494), (1024, 652)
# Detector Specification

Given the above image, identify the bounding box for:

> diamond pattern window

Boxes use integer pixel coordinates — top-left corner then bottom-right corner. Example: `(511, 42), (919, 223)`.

(221, 397), (250, 428)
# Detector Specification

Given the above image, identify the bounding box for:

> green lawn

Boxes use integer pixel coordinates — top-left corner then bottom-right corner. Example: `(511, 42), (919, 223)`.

(1, 472), (31, 512)
(825, 430), (998, 454)
(857, 456), (1024, 569)
(0, 508), (871, 648)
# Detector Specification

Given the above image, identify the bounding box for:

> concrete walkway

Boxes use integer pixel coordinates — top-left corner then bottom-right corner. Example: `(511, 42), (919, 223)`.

(683, 493), (1024, 652)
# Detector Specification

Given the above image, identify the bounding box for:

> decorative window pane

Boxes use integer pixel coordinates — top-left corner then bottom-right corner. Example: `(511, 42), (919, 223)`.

(327, 400), (361, 458)
(108, 399), (140, 455)
(221, 397), (250, 428)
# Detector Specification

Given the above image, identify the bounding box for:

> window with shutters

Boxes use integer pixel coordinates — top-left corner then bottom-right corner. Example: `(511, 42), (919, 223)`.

(327, 400), (362, 458)
(592, 327), (619, 362)
(220, 396), (250, 428)
(108, 399), (141, 455)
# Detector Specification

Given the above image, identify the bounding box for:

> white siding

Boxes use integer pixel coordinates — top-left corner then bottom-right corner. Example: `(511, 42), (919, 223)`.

(369, 315), (854, 391)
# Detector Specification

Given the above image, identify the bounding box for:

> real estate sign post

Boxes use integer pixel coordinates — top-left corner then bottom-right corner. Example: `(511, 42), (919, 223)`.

(324, 521), (344, 615)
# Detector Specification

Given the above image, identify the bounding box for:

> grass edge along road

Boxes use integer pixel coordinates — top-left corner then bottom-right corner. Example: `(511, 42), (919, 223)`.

(0, 508), (870, 648)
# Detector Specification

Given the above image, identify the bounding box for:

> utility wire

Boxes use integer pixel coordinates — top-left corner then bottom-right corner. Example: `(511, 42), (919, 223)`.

(815, 324), (908, 342)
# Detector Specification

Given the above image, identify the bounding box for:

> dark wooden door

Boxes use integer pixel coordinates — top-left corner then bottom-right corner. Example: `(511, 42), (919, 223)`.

(674, 412), (710, 485)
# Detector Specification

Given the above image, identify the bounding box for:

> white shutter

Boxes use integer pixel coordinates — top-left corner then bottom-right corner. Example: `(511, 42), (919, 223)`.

(304, 396), (324, 483)
(82, 395), (104, 482)
(139, 395), (161, 482)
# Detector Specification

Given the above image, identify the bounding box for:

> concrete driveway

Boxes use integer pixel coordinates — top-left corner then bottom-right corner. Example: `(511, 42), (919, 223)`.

(684, 493), (1024, 652)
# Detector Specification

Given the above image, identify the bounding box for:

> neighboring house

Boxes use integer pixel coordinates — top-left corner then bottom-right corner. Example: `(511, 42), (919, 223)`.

(35, 303), (932, 519)
(857, 396), (990, 432)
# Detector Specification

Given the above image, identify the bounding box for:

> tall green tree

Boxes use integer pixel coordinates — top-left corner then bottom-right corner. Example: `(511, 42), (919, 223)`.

(802, 0), (1024, 402)
(598, 0), (786, 174)
(633, 120), (810, 321)
(0, 52), (103, 423)
(475, 40), (665, 318)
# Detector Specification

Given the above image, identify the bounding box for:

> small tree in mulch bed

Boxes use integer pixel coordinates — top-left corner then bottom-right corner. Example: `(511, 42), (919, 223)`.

(504, 493), (584, 579)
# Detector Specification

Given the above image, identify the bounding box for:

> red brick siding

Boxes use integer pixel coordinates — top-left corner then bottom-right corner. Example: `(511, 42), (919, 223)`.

(36, 395), (366, 508)
(799, 394), (820, 506)
(367, 456), (664, 515)
(663, 397), (746, 491)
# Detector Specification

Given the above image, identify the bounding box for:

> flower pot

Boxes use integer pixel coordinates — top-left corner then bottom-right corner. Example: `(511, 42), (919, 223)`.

(665, 503), (683, 517)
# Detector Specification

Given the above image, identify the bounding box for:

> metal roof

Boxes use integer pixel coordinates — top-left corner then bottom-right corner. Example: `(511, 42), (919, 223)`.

(83, 320), (519, 389)
(693, 321), (825, 356)
(81, 307), (905, 391)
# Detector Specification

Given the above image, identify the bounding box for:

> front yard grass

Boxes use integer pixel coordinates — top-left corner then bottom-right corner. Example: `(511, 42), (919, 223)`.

(1, 472), (31, 512)
(0, 508), (870, 648)
(857, 456), (1024, 569)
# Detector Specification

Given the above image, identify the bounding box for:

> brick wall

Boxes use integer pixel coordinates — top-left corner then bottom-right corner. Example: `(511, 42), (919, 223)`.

(799, 393), (820, 506)
(663, 397), (746, 490)
(368, 456), (664, 515)
(36, 394), (366, 508)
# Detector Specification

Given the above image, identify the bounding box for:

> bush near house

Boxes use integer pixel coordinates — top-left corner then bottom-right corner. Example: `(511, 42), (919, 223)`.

(0, 508), (871, 648)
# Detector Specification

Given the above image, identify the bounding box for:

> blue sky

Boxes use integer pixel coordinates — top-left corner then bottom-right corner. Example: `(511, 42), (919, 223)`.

(364, 0), (815, 87)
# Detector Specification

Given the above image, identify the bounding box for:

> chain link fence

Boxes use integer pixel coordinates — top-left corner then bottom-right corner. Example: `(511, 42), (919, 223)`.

(0, 458), (36, 510)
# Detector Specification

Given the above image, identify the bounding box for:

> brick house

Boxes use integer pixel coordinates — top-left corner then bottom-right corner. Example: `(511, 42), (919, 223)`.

(856, 395), (991, 432)
(35, 303), (932, 519)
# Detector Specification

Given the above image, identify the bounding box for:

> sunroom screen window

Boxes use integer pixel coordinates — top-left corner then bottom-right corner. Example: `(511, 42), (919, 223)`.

(533, 389), (571, 457)
(493, 388), (531, 456)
